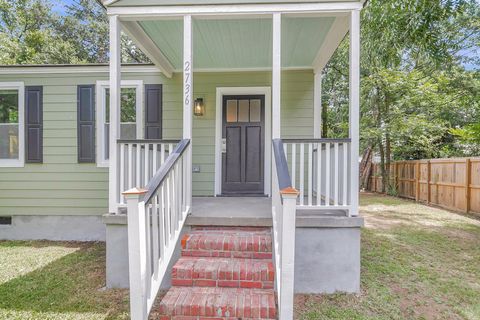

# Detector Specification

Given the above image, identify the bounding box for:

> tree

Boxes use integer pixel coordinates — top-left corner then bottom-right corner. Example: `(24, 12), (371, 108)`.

(321, 0), (480, 193)
(0, 0), (149, 64)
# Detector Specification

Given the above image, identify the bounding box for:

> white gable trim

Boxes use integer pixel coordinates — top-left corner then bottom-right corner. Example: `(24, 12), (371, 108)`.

(312, 15), (349, 72)
(121, 21), (174, 78)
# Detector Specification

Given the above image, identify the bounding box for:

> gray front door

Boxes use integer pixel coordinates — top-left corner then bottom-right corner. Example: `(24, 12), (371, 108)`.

(222, 95), (265, 195)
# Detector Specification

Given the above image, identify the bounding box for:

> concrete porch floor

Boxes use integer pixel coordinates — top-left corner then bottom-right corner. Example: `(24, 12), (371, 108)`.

(186, 197), (272, 227)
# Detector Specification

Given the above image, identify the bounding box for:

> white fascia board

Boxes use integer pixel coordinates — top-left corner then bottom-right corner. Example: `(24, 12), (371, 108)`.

(121, 21), (174, 78)
(312, 15), (349, 73)
(0, 65), (161, 75)
(102, 0), (120, 5)
(109, 2), (364, 19)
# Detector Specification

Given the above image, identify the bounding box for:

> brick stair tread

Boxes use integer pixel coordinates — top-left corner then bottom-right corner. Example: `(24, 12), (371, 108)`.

(172, 257), (274, 289)
(181, 232), (272, 255)
(157, 286), (276, 319)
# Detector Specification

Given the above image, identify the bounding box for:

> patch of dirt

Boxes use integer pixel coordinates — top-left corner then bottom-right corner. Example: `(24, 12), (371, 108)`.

(391, 284), (458, 320)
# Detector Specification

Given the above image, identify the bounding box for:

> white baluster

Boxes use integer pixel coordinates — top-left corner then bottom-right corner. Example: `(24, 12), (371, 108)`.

(316, 142), (322, 206)
(128, 144), (133, 189)
(136, 144), (141, 187)
(343, 143), (348, 205)
(291, 144), (296, 189)
(120, 143), (125, 204)
(334, 142), (339, 206)
(299, 143), (304, 206)
(325, 142), (330, 206)
(144, 144), (149, 186)
(308, 143), (313, 206)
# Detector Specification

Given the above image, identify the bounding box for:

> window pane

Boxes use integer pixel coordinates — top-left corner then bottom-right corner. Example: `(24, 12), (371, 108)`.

(104, 87), (137, 148)
(0, 90), (19, 159)
(238, 100), (249, 122)
(250, 99), (261, 122)
(105, 88), (137, 123)
(226, 100), (237, 122)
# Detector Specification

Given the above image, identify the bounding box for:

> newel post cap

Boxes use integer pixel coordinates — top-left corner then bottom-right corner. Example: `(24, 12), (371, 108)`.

(122, 187), (148, 199)
(280, 187), (300, 198)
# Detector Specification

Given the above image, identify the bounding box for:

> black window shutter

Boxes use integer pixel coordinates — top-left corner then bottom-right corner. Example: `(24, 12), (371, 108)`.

(144, 84), (162, 139)
(77, 85), (96, 163)
(25, 86), (43, 163)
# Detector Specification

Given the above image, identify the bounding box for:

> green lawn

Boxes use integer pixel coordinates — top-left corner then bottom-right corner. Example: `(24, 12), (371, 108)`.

(0, 241), (129, 320)
(1, 194), (479, 320)
(296, 193), (480, 320)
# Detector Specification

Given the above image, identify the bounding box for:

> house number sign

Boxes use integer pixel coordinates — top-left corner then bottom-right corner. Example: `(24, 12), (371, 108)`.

(184, 61), (191, 107)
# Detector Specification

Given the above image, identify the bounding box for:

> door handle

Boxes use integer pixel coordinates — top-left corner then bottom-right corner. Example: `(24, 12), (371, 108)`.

(221, 138), (227, 153)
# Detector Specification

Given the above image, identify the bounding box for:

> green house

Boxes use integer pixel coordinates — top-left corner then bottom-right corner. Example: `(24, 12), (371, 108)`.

(0, 0), (365, 319)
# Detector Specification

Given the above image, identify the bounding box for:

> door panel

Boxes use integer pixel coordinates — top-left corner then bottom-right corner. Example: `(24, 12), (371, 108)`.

(225, 126), (242, 183)
(222, 95), (265, 195)
(245, 126), (262, 183)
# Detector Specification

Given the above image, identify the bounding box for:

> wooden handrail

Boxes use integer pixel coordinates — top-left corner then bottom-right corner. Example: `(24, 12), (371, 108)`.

(272, 139), (293, 191)
(143, 139), (190, 204)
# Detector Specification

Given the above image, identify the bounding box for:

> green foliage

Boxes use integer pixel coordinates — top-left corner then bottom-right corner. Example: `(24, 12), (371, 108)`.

(0, 0), (149, 64)
(321, 0), (480, 193)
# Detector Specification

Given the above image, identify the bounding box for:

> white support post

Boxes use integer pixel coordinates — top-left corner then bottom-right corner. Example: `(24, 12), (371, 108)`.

(109, 15), (121, 214)
(313, 72), (322, 138)
(279, 189), (299, 320)
(349, 10), (360, 216)
(272, 13), (281, 140)
(123, 188), (148, 320)
(183, 15), (193, 210)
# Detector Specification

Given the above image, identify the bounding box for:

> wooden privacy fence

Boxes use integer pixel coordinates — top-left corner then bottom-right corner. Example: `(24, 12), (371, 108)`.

(368, 157), (480, 215)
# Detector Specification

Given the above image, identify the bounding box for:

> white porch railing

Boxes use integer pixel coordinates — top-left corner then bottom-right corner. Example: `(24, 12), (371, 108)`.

(123, 139), (191, 320)
(272, 139), (299, 320)
(283, 138), (352, 215)
(117, 139), (179, 206)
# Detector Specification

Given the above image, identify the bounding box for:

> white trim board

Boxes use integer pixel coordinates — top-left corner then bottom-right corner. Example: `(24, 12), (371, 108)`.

(0, 82), (25, 168)
(214, 86), (272, 197)
(95, 80), (144, 167)
(109, 2), (364, 19)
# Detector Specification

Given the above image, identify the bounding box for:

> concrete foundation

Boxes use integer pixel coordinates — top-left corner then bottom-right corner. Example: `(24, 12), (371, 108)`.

(294, 219), (363, 293)
(104, 214), (187, 289)
(0, 215), (105, 241)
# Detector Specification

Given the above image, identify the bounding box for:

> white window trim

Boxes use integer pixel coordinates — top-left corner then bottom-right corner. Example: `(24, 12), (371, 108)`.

(96, 80), (143, 167)
(0, 82), (25, 168)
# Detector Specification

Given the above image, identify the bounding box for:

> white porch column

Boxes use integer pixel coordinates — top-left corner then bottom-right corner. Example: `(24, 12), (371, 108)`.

(313, 72), (322, 138)
(272, 13), (281, 139)
(349, 9), (360, 216)
(183, 15), (193, 210)
(109, 15), (121, 214)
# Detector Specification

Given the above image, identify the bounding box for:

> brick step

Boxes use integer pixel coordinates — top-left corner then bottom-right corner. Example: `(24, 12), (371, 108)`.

(172, 257), (274, 289)
(181, 230), (272, 259)
(190, 226), (271, 233)
(157, 286), (276, 319)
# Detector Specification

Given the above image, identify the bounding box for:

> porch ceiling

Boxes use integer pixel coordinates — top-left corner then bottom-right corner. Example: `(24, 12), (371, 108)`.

(137, 16), (335, 70)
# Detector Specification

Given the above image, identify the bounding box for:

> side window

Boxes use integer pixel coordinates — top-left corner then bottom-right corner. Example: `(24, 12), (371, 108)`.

(0, 83), (24, 167)
(96, 80), (143, 167)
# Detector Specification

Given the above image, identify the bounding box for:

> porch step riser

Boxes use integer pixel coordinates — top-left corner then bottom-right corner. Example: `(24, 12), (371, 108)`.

(172, 258), (274, 289)
(158, 287), (276, 319)
(181, 234), (272, 258)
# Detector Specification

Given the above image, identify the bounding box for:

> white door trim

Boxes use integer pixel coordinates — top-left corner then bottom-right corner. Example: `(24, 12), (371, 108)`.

(215, 87), (272, 196)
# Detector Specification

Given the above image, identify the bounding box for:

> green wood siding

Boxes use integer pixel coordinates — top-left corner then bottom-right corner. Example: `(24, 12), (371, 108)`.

(0, 68), (313, 214)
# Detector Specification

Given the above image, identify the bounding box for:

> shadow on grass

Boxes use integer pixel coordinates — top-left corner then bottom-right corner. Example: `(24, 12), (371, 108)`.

(0, 242), (128, 319)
